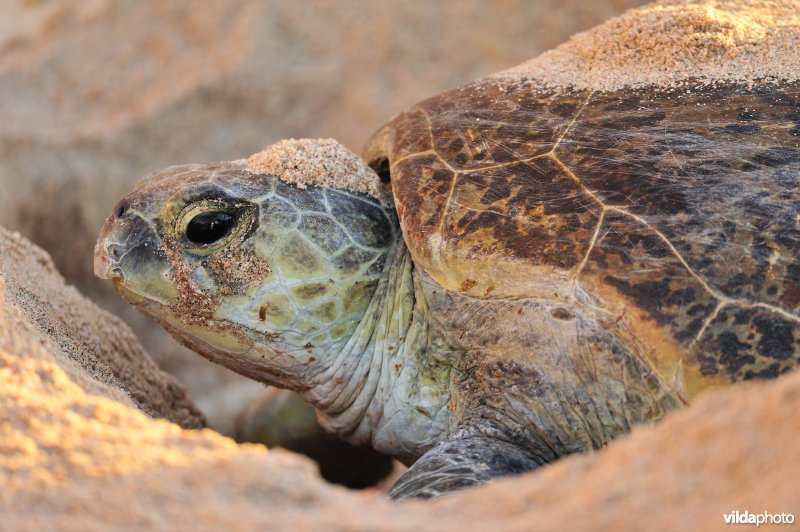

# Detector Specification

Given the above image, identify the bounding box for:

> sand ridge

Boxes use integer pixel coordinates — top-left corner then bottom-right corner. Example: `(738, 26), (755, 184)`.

(0, 227), (205, 429)
(246, 138), (391, 205)
(494, 0), (800, 91)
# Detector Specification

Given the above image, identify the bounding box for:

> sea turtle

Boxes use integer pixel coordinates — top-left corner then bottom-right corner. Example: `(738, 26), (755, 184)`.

(94, 9), (800, 500)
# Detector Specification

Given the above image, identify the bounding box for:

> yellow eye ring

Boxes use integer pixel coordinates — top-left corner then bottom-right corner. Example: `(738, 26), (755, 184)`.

(174, 199), (257, 256)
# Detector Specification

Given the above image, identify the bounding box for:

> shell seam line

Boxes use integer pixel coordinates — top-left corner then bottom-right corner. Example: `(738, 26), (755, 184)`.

(551, 155), (800, 343)
(428, 92), (596, 235)
(391, 92), (799, 341)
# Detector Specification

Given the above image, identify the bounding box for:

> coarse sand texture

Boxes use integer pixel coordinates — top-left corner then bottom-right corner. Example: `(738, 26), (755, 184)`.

(495, 0), (800, 90)
(247, 139), (390, 205)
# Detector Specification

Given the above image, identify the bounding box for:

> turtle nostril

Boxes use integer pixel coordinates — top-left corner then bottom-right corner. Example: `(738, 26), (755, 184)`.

(107, 243), (125, 260)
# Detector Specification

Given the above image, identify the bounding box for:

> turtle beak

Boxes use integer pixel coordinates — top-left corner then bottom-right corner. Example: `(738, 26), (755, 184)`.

(94, 200), (161, 281)
(93, 245), (116, 280)
(94, 207), (131, 280)
(94, 202), (178, 304)
(94, 221), (124, 280)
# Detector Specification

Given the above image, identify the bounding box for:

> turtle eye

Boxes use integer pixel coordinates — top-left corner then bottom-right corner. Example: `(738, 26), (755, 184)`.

(186, 211), (235, 245)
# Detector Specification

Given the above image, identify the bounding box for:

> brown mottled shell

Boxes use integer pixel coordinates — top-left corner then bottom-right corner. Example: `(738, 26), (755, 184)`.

(363, 78), (800, 392)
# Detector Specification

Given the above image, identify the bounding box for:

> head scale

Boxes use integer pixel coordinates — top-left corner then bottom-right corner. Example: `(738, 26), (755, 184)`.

(95, 141), (397, 389)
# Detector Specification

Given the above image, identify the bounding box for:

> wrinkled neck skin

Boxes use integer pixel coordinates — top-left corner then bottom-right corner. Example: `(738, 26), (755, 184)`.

(304, 238), (451, 463)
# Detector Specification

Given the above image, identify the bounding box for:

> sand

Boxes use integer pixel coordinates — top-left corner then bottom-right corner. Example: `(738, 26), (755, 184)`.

(5, 234), (797, 530)
(496, 0), (800, 90)
(0, 227), (204, 428)
(3, 228), (799, 528)
(246, 139), (390, 205)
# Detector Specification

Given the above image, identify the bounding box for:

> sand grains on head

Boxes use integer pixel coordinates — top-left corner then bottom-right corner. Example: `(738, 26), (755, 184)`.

(246, 139), (390, 205)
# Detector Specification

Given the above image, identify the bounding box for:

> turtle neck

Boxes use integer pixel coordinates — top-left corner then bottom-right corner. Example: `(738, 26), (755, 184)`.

(304, 237), (451, 463)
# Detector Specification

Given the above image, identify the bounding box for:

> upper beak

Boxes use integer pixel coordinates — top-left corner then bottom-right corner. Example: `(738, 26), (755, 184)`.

(94, 210), (124, 280)
(93, 203), (160, 282)
(94, 198), (178, 306)
(93, 244), (116, 279)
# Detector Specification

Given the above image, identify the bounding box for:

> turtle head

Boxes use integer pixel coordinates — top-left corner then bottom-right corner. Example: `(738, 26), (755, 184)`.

(94, 140), (397, 389)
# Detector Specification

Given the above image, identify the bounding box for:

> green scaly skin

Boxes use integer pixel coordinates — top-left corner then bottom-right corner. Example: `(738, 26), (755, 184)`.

(94, 160), (451, 462)
(306, 239), (451, 462)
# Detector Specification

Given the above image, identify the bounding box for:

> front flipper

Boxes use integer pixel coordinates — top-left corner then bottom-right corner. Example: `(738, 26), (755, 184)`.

(388, 431), (540, 500)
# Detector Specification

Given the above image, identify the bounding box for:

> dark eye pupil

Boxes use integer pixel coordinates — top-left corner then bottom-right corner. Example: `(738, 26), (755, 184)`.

(186, 212), (234, 245)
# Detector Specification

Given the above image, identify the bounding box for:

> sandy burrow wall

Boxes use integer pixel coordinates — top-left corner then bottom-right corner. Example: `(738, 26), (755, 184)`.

(0, 225), (798, 530)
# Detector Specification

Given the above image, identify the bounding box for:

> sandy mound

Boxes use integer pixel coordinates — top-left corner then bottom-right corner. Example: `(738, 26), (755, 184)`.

(0, 227), (203, 428)
(247, 139), (390, 204)
(496, 0), (800, 90)
(2, 224), (799, 529)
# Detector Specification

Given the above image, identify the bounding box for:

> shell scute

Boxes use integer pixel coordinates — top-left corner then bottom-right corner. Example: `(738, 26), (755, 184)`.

(370, 77), (800, 389)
